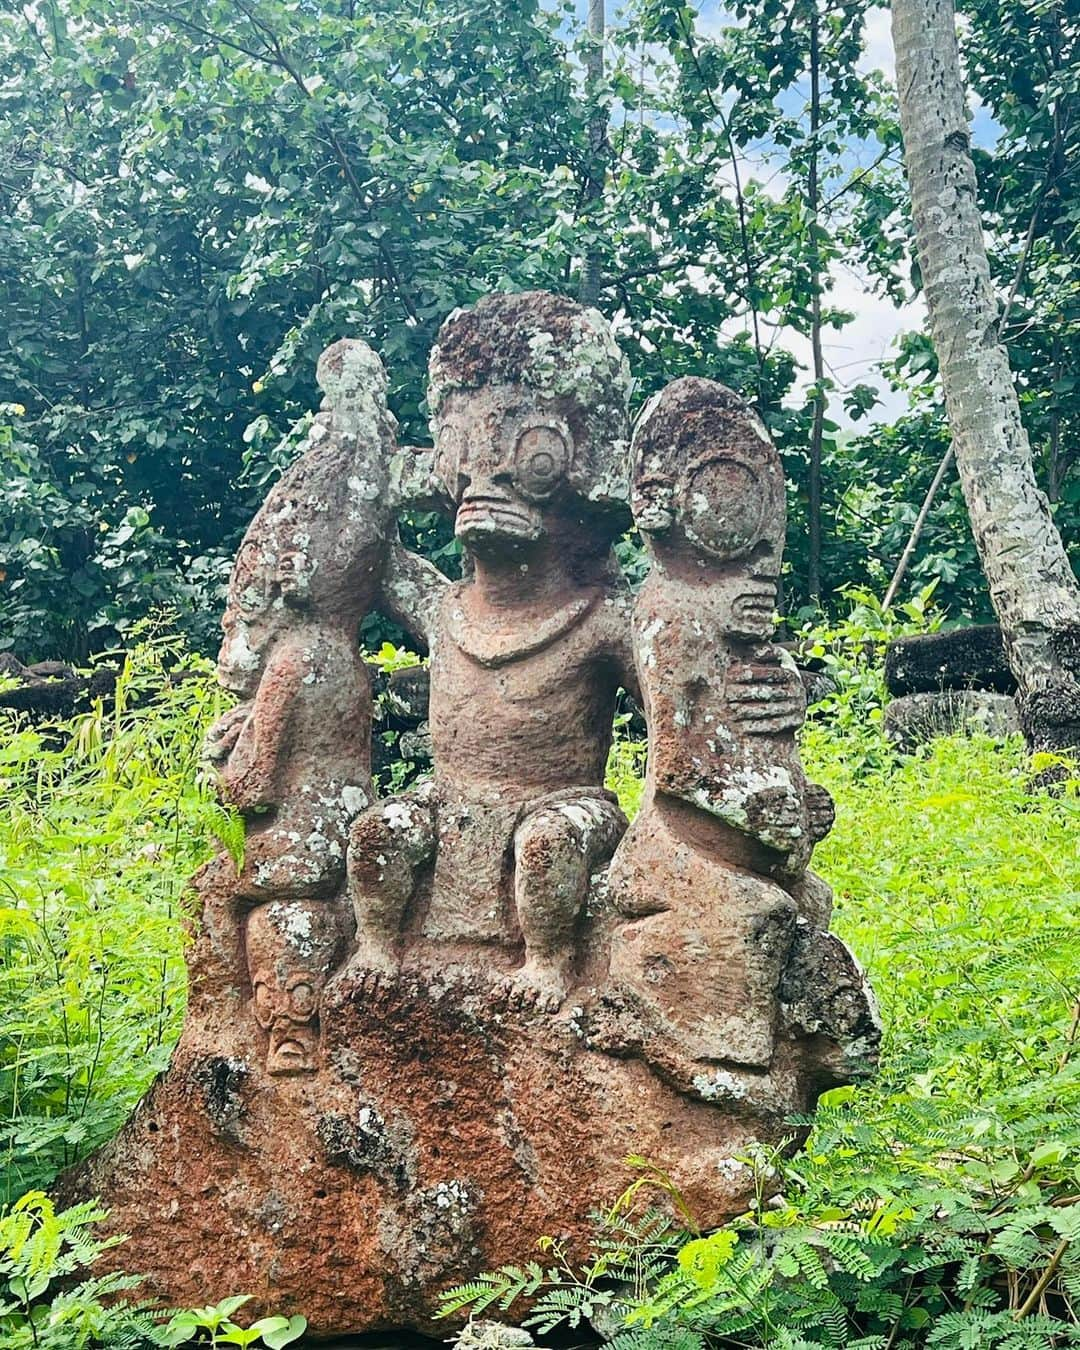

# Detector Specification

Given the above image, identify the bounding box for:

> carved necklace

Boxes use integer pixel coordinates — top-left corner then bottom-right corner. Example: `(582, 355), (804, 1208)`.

(445, 590), (598, 668)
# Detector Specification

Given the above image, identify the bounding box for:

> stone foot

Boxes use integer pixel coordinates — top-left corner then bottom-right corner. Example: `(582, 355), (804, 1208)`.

(495, 959), (570, 1014)
(334, 941), (400, 999)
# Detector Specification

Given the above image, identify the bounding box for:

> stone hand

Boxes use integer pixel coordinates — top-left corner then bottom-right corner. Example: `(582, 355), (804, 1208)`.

(203, 702), (251, 764)
(725, 662), (805, 735)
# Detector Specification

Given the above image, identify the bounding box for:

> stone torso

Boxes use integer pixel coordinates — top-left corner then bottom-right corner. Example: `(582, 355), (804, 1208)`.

(636, 572), (734, 783)
(422, 580), (623, 946)
(429, 582), (622, 804)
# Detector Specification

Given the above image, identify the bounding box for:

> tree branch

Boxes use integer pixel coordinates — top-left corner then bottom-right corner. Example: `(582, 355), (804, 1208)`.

(140, 0), (421, 323)
(883, 444), (954, 609)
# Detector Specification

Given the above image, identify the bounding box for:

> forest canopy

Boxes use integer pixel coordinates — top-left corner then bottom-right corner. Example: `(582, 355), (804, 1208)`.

(1, 0), (1077, 661)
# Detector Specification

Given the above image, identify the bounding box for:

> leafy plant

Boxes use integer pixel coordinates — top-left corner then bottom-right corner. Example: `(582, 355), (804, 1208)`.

(0, 1189), (157, 1349)
(0, 632), (225, 1198)
(0, 1191), (306, 1349)
(159, 1298), (305, 1349)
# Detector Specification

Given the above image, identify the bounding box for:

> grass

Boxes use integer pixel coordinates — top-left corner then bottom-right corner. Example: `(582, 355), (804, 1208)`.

(808, 730), (1079, 1105)
(0, 631), (1078, 1344)
(0, 635), (226, 1198)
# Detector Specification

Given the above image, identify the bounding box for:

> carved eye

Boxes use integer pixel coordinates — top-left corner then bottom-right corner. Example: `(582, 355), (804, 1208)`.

(513, 425), (569, 500)
(288, 981), (317, 1018)
(681, 458), (768, 558)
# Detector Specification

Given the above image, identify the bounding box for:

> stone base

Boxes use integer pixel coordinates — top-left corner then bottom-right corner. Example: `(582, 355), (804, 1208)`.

(64, 858), (868, 1337)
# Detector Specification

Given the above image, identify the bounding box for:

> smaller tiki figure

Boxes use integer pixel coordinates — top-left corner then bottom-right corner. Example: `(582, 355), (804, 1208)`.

(245, 900), (347, 1074)
(607, 377), (834, 1072)
(627, 376), (833, 883)
(204, 338), (398, 900)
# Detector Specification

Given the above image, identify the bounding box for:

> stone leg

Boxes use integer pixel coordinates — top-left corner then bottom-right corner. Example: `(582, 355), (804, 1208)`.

(607, 806), (799, 1073)
(503, 793), (627, 1013)
(344, 787), (436, 983)
(608, 869), (798, 1074)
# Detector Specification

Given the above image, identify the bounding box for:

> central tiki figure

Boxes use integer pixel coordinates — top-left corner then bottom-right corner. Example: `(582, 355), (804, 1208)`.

(347, 293), (635, 1010)
(76, 289), (879, 1340)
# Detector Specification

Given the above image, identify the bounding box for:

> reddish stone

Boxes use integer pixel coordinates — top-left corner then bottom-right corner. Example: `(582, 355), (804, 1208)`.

(70, 298), (878, 1337)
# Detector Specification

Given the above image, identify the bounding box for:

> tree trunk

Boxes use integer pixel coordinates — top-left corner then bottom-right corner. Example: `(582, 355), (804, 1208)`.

(579, 0), (606, 306)
(891, 0), (1080, 759)
(807, 0), (824, 606)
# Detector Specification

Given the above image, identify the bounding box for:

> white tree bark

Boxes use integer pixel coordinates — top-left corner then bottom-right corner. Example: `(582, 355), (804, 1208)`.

(579, 0), (606, 306)
(891, 0), (1080, 756)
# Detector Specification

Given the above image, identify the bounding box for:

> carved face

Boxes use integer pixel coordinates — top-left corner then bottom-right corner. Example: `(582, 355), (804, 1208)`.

(245, 901), (345, 1075)
(433, 387), (576, 552)
(218, 534), (321, 695)
(634, 448), (782, 558)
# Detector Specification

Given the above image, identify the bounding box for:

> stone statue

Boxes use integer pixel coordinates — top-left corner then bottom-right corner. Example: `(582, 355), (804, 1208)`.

(203, 338), (397, 902)
(73, 292), (878, 1339)
(245, 900), (347, 1075)
(200, 337), (445, 1074)
(346, 292), (635, 1011)
(604, 378), (857, 1093)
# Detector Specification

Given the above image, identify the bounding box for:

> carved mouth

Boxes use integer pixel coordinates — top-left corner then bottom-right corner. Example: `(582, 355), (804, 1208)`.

(456, 497), (542, 541)
(634, 502), (674, 533)
(731, 591), (776, 632)
(267, 1034), (316, 1075)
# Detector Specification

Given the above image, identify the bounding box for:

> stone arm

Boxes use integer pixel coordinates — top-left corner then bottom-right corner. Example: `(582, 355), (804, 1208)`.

(381, 543), (449, 653)
(215, 643), (304, 814)
(648, 642), (816, 867)
(724, 643), (836, 872)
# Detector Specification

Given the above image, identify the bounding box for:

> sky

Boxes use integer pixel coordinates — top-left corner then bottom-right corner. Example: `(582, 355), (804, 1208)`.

(567, 1), (1002, 429)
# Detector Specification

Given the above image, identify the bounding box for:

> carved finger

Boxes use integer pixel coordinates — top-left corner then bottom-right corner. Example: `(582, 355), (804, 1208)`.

(727, 664), (794, 686)
(727, 703), (804, 727)
(734, 714), (804, 736)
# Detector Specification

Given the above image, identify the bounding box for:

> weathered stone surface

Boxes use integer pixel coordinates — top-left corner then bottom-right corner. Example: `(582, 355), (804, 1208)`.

(75, 853), (836, 1334)
(884, 689), (1021, 752)
(798, 667), (837, 706)
(74, 294), (878, 1338)
(0, 660), (118, 718)
(605, 377), (875, 1094)
(885, 624), (1014, 696)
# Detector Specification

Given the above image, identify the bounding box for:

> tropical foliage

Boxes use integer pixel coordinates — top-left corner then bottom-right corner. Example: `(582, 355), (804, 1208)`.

(2, 0), (1077, 659)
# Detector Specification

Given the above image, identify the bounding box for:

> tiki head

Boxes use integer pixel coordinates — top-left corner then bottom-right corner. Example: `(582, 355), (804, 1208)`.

(245, 900), (346, 1075)
(427, 292), (632, 557)
(631, 377), (786, 639)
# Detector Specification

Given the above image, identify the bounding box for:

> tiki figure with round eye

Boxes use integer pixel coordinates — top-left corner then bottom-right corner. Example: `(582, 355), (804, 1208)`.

(625, 376), (831, 876)
(344, 291), (636, 1012)
(606, 377), (836, 1077)
(245, 900), (346, 1075)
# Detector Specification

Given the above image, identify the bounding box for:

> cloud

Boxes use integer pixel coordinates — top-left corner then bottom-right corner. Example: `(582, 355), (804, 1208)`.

(777, 275), (925, 429)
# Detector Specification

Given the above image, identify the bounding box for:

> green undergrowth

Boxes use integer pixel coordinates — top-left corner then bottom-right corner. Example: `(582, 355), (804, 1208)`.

(0, 623), (1078, 1344)
(0, 635), (227, 1198)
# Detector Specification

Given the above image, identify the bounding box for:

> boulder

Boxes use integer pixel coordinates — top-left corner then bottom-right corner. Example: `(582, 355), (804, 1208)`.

(884, 690), (1020, 752)
(885, 625), (1014, 696)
